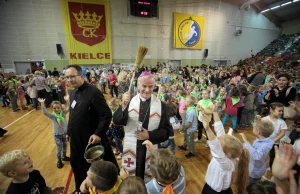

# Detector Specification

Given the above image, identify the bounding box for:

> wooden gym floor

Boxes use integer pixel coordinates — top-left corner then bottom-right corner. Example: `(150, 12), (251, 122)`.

(0, 93), (276, 194)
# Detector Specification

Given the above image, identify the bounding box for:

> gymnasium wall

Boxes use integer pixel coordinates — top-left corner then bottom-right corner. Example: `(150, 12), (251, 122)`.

(281, 18), (300, 35)
(0, 0), (280, 73)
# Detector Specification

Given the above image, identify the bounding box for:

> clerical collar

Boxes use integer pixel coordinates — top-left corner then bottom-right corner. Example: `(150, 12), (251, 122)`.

(140, 96), (151, 102)
(78, 82), (89, 91)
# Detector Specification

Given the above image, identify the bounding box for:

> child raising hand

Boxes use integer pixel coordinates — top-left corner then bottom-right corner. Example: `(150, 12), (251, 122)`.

(38, 97), (70, 169)
(202, 100), (250, 194)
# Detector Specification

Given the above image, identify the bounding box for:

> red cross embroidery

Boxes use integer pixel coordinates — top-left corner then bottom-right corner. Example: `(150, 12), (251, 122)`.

(124, 158), (134, 168)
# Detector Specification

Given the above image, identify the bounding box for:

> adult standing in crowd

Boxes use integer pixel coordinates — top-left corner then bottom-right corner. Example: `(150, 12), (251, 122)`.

(264, 73), (296, 117)
(182, 67), (190, 80)
(113, 72), (171, 182)
(65, 65), (118, 193)
(109, 69), (118, 98)
(247, 65), (266, 86)
(29, 71), (51, 107)
(160, 68), (170, 84)
(100, 68), (108, 94)
(213, 71), (225, 87)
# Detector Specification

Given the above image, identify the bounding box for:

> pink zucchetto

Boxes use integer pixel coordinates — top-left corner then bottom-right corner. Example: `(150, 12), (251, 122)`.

(139, 72), (153, 77)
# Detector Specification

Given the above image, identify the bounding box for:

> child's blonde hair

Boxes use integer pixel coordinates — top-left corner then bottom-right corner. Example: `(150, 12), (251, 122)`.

(254, 120), (274, 137)
(109, 98), (119, 109)
(222, 135), (249, 194)
(0, 150), (28, 177)
(201, 89), (209, 94)
(185, 95), (195, 105)
(162, 68), (168, 75)
(52, 101), (62, 108)
(160, 84), (166, 91)
(219, 87), (226, 93)
(118, 71), (128, 82)
(170, 85), (177, 91)
(117, 176), (147, 194)
(150, 149), (181, 185)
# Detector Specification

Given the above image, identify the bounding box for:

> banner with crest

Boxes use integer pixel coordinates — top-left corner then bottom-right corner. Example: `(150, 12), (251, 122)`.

(173, 12), (205, 50)
(61, 0), (112, 64)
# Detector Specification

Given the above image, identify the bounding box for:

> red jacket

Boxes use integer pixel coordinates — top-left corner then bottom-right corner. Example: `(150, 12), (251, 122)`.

(225, 96), (239, 115)
(109, 74), (117, 86)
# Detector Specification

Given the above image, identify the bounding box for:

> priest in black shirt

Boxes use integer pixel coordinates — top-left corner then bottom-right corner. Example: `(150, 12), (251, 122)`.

(65, 65), (118, 193)
(113, 72), (171, 182)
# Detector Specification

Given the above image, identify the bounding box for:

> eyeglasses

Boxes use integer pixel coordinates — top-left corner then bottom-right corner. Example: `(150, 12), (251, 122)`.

(66, 75), (80, 79)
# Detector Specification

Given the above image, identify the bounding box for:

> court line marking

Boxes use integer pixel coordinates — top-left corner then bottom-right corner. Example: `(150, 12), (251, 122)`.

(64, 169), (73, 194)
(3, 109), (35, 129)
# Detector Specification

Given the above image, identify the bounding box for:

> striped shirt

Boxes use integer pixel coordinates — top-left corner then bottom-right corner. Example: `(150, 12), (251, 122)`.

(146, 166), (186, 194)
(29, 76), (48, 90)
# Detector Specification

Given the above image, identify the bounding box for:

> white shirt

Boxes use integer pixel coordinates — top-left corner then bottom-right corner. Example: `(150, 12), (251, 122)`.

(27, 86), (38, 98)
(205, 121), (236, 192)
(293, 140), (300, 166)
(170, 117), (180, 131)
(262, 116), (288, 144)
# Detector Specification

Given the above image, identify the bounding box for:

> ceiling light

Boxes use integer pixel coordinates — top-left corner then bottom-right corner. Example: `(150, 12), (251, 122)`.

(270, 5), (280, 9)
(281, 2), (292, 6)
(261, 9), (270, 13)
(293, 0), (299, 2)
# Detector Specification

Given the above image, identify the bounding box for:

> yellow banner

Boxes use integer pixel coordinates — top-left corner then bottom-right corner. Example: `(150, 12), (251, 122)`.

(61, 0), (112, 64)
(173, 12), (205, 49)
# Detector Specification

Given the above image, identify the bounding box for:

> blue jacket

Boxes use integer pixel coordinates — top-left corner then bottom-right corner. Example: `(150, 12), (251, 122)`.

(243, 137), (274, 178)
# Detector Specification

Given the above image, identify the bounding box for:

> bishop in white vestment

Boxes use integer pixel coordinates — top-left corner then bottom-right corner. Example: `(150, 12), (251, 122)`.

(113, 72), (171, 182)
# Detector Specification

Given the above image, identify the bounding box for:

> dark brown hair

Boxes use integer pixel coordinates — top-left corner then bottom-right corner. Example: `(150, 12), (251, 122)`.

(167, 103), (177, 117)
(66, 65), (82, 75)
(246, 180), (277, 194)
(90, 160), (118, 192)
(269, 102), (284, 111)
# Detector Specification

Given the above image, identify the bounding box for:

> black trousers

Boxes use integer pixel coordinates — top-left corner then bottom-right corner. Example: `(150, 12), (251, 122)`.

(25, 94), (31, 105)
(198, 120), (208, 140)
(70, 136), (119, 191)
(2, 96), (10, 106)
(110, 85), (118, 98)
(202, 183), (233, 194)
(269, 144), (277, 171)
(37, 89), (51, 107)
(237, 106), (244, 124)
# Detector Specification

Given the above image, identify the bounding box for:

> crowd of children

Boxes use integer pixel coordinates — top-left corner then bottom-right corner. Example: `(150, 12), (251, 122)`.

(0, 73), (69, 112)
(0, 62), (300, 194)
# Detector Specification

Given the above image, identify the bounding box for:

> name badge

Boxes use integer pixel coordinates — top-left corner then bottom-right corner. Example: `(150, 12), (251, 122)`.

(137, 121), (143, 132)
(71, 100), (77, 109)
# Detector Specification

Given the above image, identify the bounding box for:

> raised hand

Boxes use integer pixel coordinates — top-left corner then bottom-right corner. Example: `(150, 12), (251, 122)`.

(64, 94), (70, 103)
(142, 140), (154, 153)
(38, 98), (45, 103)
(212, 100), (219, 112)
(272, 144), (299, 180)
(255, 115), (262, 120)
(202, 113), (210, 130)
(120, 166), (130, 180)
(274, 89), (279, 96)
(239, 133), (247, 142)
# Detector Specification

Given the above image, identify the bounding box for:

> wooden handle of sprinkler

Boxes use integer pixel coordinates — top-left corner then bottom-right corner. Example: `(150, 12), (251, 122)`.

(128, 71), (135, 93)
